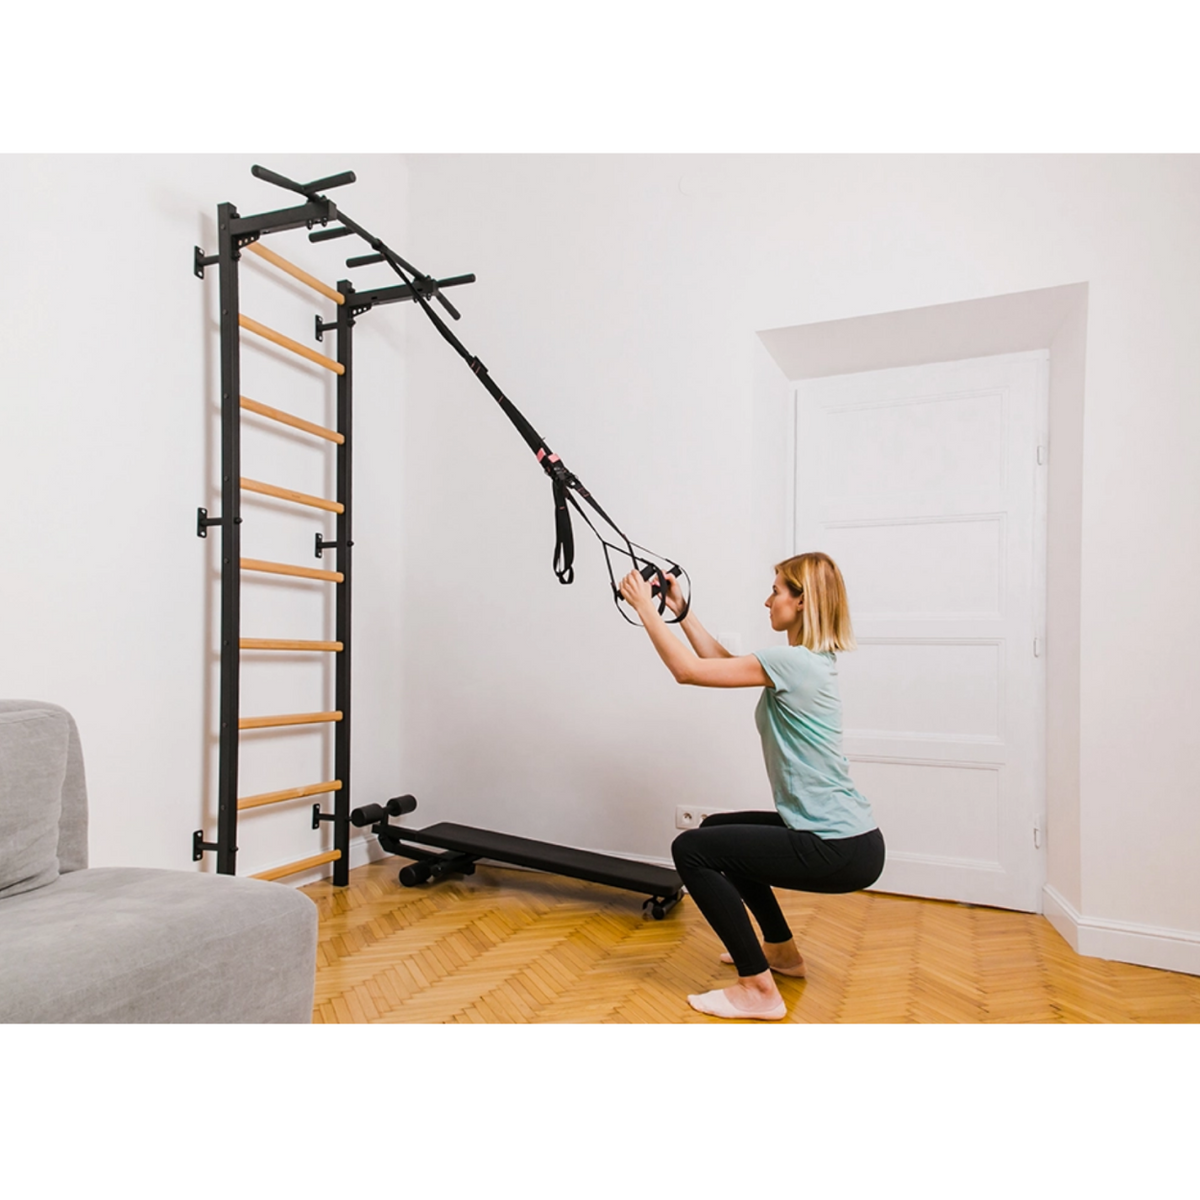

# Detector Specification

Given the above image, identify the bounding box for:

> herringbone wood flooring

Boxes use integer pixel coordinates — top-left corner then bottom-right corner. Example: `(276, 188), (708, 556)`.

(301, 858), (1200, 1023)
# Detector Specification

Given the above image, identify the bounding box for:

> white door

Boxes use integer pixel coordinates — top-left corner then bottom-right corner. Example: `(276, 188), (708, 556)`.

(793, 352), (1047, 912)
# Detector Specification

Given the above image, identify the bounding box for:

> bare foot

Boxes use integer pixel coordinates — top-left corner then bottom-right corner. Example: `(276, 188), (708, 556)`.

(719, 942), (806, 978)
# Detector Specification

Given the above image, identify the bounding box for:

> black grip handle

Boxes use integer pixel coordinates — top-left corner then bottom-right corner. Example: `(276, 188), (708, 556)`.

(387, 795), (418, 817)
(309, 226), (355, 243)
(251, 164), (310, 197)
(641, 563), (682, 593)
(305, 170), (356, 192)
(347, 252), (386, 268)
(350, 804), (386, 827)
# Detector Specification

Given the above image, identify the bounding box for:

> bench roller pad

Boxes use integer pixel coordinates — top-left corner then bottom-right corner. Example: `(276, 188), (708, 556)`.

(0, 868), (318, 1023)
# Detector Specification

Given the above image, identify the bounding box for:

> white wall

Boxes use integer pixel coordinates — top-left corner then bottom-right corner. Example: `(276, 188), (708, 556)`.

(1, 154), (409, 879)
(401, 154), (1200, 970)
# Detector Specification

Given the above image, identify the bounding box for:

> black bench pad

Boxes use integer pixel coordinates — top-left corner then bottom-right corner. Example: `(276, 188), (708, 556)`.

(399, 822), (682, 898)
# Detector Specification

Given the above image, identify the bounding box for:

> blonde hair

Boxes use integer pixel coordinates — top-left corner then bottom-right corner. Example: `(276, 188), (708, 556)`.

(774, 552), (857, 653)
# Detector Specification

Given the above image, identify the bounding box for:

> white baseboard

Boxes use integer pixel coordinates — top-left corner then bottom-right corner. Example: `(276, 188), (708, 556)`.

(1043, 885), (1200, 977)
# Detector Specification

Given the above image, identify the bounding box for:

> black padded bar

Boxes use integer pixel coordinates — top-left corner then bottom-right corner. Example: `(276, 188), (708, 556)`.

(394, 821), (682, 898)
(310, 226), (355, 243)
(251, 164), (310, 196)
(305, 170), (356, 193)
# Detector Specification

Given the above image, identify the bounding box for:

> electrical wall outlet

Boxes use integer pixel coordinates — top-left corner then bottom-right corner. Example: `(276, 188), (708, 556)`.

(695, 806), (736, 824)
(676, 805), (738, 829)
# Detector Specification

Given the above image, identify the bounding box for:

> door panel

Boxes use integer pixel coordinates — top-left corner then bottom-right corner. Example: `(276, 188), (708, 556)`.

(795, 352), (1047, 911)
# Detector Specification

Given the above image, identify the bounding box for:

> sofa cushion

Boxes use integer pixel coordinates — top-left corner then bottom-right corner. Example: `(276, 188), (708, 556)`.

(0, 868), (318, 1022)
(0, 707), (69, 899)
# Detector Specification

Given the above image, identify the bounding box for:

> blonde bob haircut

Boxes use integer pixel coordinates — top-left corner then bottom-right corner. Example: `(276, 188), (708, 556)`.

(774, 552), (857, 653)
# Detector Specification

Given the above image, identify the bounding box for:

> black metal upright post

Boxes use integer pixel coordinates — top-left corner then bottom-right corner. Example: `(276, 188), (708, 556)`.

(216, 202), (242, 876)
(332, 281), (354, 885)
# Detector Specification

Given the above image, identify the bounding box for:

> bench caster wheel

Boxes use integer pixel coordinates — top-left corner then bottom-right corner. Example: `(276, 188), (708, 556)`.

(650, 903), (665, 920)
(399, 863), (431, 887)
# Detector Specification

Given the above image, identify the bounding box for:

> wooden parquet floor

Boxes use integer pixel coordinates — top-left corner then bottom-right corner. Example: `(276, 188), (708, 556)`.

(301, 858), (1200, 1023)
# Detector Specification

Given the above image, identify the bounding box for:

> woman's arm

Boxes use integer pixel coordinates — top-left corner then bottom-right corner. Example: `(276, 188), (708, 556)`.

(660, 576), (732, 660)
(619, 570), (771, 689)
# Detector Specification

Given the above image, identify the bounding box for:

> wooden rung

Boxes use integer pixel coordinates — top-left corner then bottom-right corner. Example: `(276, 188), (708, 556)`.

(252, 849), (341, 882)
(241, 476), (344, 514)
(240, 395), (344, 444)
(239, 314), (345, 375)
(244, 242), (345, 305)
(239, 779), (343, 810)
(239, 710), (343, 730)
(240, 638), (343, 652)
(241, 557), (344, 583)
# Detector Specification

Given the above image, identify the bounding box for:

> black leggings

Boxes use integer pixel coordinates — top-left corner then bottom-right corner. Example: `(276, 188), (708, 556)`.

(671, 811), (885, 977)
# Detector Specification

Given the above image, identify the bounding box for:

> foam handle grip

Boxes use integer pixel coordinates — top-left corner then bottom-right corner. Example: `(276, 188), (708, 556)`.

(305, 170), (356, 192)
(251, 164), (309, 196)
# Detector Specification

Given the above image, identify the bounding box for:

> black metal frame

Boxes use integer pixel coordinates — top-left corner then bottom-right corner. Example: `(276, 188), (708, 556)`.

(332, 280), (354, 886)
(193, 165), (690, 912)
(193, 196), (353, 878)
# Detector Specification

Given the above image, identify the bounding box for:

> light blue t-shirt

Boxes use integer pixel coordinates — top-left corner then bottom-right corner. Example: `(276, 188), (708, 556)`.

(753, 644), (876, 839)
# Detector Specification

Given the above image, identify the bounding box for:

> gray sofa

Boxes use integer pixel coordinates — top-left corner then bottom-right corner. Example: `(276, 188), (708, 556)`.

(0, 700), (318, 1022)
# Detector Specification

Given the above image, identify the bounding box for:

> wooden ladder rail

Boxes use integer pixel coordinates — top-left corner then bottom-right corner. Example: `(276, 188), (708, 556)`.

(241, 558), (343, 583)
(240, 395), (344, 444)
(241, 477), (344, 514)
(239, 780), (343, 811)
(243, 242), (345, 305)
(240, 638), (343, 652)
(252, 849), (342, 882)
(239, 314), (344, 374)
(239, 711), (342, 731)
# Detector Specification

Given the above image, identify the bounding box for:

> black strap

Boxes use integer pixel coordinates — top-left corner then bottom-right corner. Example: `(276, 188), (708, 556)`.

(551, 476), (575, 585)
(244, 169), (685, 624)
(346, 230), (689, 624)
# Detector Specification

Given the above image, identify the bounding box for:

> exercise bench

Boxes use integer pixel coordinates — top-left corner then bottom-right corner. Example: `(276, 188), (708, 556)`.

(350, 796), (685, 920)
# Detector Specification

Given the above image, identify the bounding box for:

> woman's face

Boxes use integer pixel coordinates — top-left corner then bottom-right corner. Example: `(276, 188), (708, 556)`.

(765, 572), (803, 633)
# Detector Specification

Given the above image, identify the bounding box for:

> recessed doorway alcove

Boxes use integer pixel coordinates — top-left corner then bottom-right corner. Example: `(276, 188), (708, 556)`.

(750, 283), (1088, 940)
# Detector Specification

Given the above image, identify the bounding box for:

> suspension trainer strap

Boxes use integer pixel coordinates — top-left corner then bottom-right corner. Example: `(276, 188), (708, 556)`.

(333, 204), (689, 621)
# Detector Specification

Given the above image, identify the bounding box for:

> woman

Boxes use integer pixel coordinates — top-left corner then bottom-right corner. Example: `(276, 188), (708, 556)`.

(619, 552), (884, 1021)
